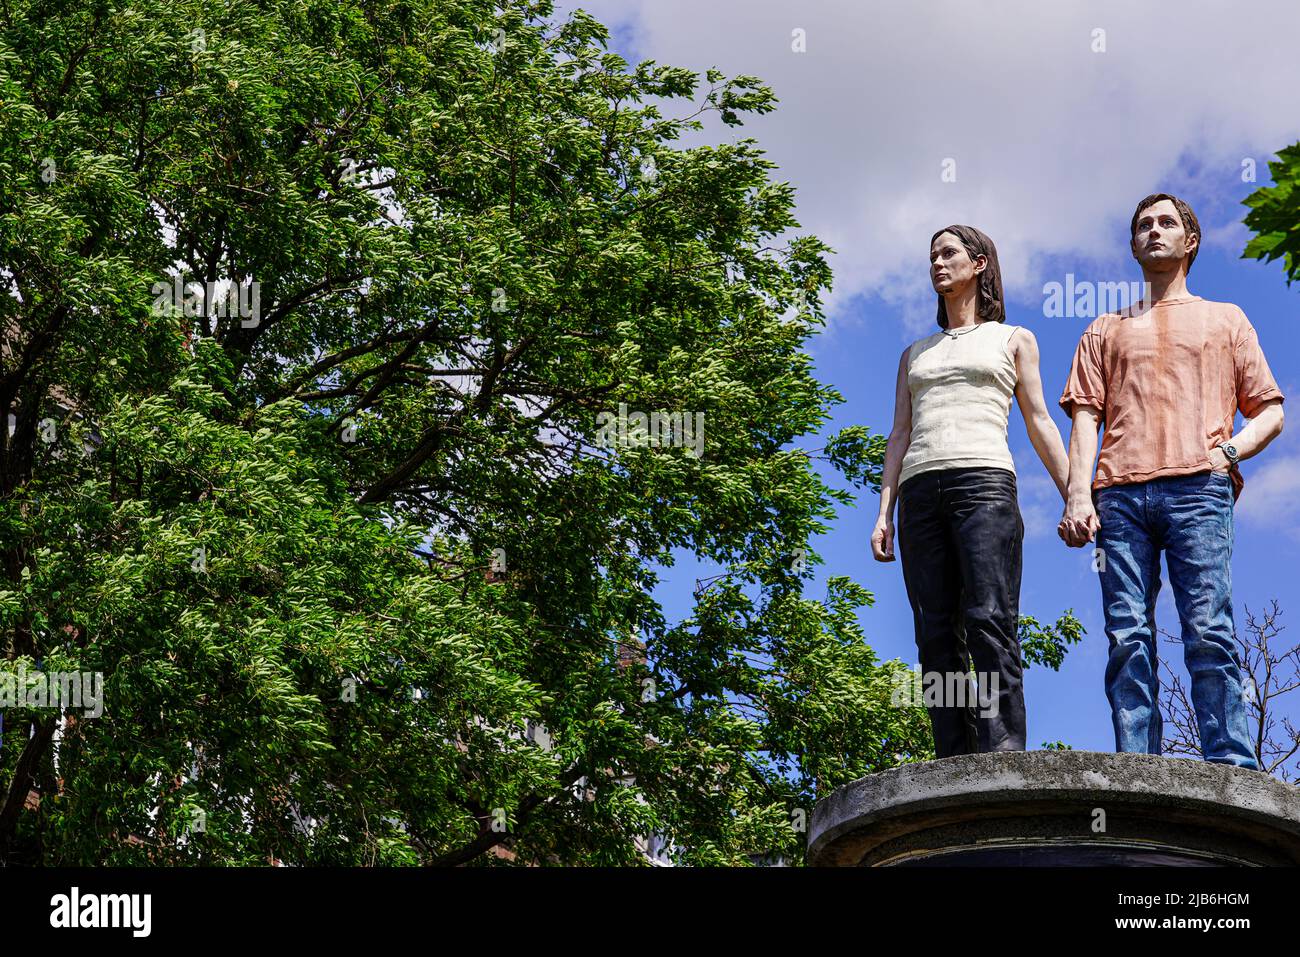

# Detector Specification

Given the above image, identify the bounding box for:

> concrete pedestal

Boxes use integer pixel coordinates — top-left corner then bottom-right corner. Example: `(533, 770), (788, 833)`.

(808, 750), (1300, 866)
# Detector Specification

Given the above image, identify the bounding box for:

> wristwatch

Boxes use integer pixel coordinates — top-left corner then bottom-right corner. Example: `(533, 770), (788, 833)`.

(1218, 442), (1240, 466)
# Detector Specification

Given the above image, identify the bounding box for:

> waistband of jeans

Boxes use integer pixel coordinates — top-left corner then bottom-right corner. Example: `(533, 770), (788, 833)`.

(900, 466), (1016, 492)
(1096, 469), (1231, 493)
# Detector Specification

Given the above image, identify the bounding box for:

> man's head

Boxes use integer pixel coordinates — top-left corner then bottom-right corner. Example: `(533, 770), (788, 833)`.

(929, 224), (1005, 329)
(1129, 193), (1201, 275)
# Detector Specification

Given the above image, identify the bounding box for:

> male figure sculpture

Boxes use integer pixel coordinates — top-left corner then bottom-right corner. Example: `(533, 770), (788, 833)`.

(1059, 193), (1285, 769)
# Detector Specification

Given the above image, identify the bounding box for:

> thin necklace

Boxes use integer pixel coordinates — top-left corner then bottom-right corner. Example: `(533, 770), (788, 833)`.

(944, 322), (984, 340)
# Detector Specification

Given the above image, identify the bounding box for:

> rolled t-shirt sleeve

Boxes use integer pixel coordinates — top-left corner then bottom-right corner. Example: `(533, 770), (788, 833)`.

(1059, 324), (1107, 418)
(1233, 310), (1284, 417)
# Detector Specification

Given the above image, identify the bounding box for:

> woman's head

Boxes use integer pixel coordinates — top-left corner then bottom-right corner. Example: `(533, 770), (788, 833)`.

(929, 225), (1005, 329)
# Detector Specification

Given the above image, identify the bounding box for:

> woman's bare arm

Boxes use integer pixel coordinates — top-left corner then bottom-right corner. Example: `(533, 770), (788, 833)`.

(1011, 327), (1069, 502)
(872, 346), (913, 561)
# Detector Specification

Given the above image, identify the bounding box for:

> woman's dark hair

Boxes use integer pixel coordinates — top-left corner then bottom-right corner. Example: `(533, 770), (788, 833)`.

(930, 225), (1005, 329)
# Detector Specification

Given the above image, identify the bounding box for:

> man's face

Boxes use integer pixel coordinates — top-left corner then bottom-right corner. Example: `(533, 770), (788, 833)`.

(930, 232), (983, 295)
(1131, 199), (1196, 272)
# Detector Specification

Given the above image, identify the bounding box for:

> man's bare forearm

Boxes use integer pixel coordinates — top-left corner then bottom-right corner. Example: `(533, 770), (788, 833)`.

(1067, 408), (1101, 503)
(1224, 400), (1284, 463)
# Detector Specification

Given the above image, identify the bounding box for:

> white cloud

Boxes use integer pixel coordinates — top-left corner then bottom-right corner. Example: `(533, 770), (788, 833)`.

(1235, 452), (1300, 539)
(560, 0), (1300, 333)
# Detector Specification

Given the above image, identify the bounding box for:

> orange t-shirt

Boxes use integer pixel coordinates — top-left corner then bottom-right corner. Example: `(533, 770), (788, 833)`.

(1059, 297), (1284, 499)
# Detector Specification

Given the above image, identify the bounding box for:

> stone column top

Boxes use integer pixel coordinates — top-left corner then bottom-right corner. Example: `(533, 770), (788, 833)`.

(809, 750), (1300, 867)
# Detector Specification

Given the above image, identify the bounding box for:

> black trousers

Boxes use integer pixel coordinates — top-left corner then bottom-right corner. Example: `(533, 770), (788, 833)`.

(898, 467), (1026, 757)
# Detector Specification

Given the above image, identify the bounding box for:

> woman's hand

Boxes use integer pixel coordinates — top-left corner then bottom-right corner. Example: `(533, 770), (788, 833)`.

(871, 515), (896, 562)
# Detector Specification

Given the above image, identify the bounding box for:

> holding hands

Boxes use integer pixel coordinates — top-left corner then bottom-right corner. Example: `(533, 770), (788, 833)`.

(1058, 495), (1099, 548)
(1060, 445), (1232, 547)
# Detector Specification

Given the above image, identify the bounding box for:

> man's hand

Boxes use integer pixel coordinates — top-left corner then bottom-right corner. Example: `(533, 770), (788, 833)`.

(1058, 495), (1100, 547)
(871, 515), (896, 562)
(1061, 405), (1103, 548)
(1208, 445), (1231, 473)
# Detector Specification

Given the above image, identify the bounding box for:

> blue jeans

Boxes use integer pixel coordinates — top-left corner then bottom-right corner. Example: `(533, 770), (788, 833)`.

(1095, 471), (1257, 769)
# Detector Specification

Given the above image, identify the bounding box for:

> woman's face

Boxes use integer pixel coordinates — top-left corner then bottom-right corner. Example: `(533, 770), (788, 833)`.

(930, 231), (984, 296)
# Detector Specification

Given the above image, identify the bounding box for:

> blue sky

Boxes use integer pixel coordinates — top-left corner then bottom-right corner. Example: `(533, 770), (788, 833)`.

(558, 1), (1300, 757)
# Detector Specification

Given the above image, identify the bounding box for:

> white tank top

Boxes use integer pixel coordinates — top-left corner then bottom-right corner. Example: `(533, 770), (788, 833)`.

(899, 321), (1020, 487)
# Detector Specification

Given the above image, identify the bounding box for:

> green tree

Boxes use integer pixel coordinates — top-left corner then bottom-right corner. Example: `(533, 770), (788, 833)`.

(1244, 142), (1300, 283)
(0, 0), (1070, 866)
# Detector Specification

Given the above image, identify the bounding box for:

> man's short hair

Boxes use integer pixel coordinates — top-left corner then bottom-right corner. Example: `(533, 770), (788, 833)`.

(1130, 193), (1201, 273)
